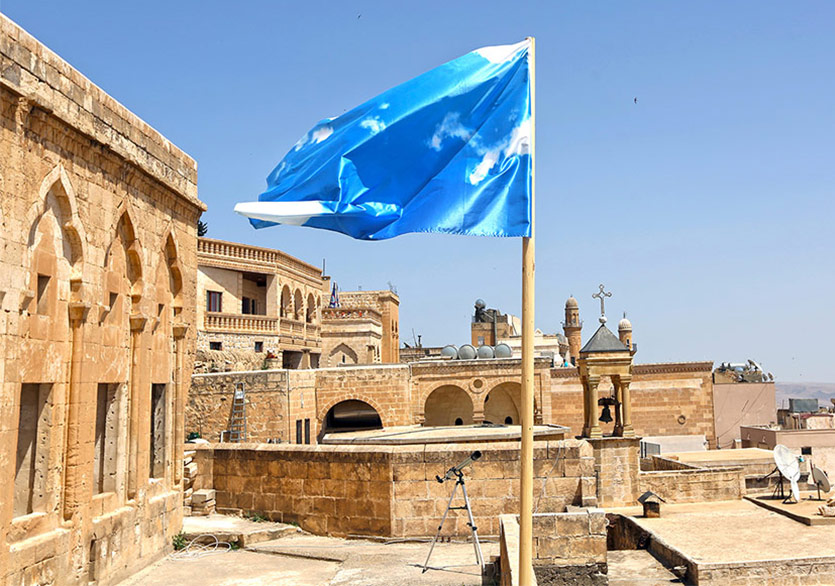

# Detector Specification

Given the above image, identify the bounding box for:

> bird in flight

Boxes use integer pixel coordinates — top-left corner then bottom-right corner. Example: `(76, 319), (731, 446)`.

(633, 97), (638, 104)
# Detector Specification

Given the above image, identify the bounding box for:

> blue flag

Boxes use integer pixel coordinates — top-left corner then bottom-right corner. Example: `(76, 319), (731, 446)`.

(235, 40), (531, 241)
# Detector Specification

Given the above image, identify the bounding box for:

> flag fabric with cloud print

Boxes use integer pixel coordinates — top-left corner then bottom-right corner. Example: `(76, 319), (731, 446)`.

(235, 40), (531, 240)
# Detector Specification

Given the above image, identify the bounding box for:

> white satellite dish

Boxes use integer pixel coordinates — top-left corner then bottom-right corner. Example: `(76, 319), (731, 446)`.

(774, 445), (801, 481)
(812, 465), (831, 494)
(774, 444), (801, 503)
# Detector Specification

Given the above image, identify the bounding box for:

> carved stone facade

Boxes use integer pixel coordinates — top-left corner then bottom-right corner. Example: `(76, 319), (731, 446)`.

(0, 14), (203, 586)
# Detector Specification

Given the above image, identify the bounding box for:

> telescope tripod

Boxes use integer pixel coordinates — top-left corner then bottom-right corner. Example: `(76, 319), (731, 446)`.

(422, 469), (484, 573)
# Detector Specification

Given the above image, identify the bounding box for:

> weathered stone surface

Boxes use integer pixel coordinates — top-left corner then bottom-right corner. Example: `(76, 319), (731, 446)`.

(0, 12), (202, 586)
(191, 441), (596, 539)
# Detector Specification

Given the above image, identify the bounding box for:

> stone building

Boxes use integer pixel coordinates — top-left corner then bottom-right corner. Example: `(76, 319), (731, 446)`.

(196, 238), (400, 369)
(322, 290), (400, 366)
(196, 237), (328, 367)
(0, 14), (203, 586)
(188, 294), (743, 449)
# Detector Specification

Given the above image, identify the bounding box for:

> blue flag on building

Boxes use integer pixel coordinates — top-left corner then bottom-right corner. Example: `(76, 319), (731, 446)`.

(235, 40), (532, 241)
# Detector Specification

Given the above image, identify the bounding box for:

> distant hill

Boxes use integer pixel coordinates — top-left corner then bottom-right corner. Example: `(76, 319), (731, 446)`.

(775, 382), (835, 410)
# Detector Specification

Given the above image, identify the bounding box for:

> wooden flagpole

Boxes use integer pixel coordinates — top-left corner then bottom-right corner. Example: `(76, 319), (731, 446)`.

(519, 35), (535, 585)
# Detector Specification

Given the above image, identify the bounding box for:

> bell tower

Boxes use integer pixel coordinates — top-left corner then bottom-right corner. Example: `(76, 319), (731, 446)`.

(562, 296), (582, 365)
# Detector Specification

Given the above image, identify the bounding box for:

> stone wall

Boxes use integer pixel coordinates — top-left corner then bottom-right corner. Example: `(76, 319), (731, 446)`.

(188, 366), (412, 444)
(0, 13), (202, 586)
(499, 511), (607, 586)
(188, 371), (290, 443)
(192, 349), (267, 374)
(551, 362), (716, 443)
(588, 437), (641, 507)
(320, 307), (382, 367)
(638, 467), (746, 503)
(196, 330), (283, 354)
(190, 440), (596, 538)
(644, 455), (699, 471)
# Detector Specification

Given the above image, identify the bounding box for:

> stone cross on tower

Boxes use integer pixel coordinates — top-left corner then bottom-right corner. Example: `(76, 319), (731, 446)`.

(592, 284), (612, 324)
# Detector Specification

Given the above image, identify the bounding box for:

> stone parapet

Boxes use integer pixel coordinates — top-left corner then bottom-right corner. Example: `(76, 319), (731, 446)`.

(638, 466), (746, 503)
(0, 14), (200, 207)
(198, 238), (323, 285)
(499, 510), (608, 586)
(190, 440), (597, 538)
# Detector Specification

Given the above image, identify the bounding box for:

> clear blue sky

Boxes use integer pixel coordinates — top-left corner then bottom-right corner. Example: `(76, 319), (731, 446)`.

(3, 1), (833, 382)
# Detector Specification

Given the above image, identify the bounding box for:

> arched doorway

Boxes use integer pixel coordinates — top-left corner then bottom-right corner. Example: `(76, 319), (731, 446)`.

(423, 386), (473, 427)
(484, 382), (520, 425)
(322, 400), (383, 434)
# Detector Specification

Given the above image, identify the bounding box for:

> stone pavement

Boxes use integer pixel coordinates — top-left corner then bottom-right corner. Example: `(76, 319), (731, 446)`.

(117, 533), (497, 586)
(623, 499), (835, 563)
(607, 550), (681, 585)
(248, 534), (496, 585)
(117, 550), (340, 586)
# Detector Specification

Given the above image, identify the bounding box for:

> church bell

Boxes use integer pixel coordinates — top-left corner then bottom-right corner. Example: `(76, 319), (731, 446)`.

(598, 404), (613, 424)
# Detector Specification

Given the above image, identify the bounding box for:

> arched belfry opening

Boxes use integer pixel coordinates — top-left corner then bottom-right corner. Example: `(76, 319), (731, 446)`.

(322, 400), (382, 434)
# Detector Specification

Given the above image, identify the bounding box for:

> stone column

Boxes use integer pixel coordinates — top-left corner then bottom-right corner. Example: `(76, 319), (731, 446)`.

(266, 274), (278, 318)
(127, 314), (147, 499)
(583, 376), (602, 438)
(620, 376), (634, 438)
(62, 300), (90, 522)
(173, 323), (188, 484)
(613, 380), (623, 437)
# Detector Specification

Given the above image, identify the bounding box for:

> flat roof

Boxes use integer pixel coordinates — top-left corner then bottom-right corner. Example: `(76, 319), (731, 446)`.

(668, 448), (775, 464)
(616, 500), (835, 564)
(320, 424), (569, 445)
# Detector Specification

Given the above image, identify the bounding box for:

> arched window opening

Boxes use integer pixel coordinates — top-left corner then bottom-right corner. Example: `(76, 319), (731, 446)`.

(323, 400), (382, 434)
(483, 383), (521, 426)
(423, 386), (473, 427)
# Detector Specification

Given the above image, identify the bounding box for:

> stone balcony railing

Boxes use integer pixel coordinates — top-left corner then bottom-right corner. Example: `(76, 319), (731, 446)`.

(204, 313), (278, 334)
(322, 307), (382, 322)
(204, 313), (321, 341)
(280, 318), (305, 336)
(198, 237), (321, 279)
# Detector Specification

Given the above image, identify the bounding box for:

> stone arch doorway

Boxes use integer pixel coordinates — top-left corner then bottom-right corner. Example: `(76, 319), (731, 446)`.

(423, 386), (473, 427)
(484, 382), (521, 425)
(322, 400), (383, 434)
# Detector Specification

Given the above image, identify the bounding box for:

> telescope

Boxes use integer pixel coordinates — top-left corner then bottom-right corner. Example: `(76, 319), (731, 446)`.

(424, 450), (485, 572)
(436, 450), (481, 483)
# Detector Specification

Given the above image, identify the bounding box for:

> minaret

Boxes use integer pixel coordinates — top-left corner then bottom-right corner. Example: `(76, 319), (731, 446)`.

(562, 296), (582, 365)
(618, 312), (633, 351)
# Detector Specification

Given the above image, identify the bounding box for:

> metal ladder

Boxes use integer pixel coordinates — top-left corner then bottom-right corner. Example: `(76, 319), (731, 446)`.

(227, 383), (247, 442)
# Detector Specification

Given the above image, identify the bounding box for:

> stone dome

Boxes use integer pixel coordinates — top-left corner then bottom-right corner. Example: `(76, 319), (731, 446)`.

(618, 316), (632, 331)
(565, 296), (578, 309)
